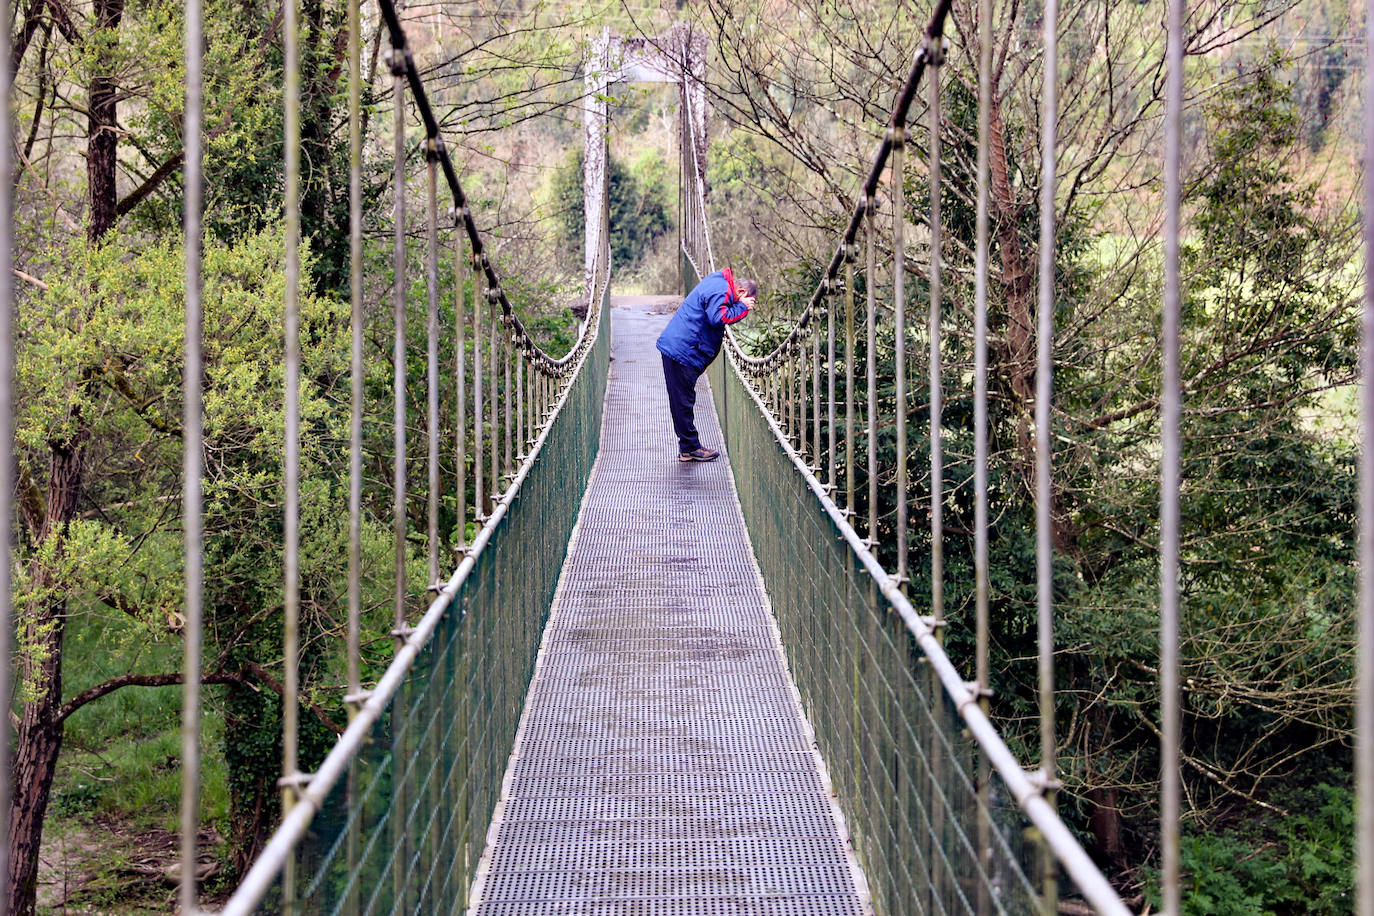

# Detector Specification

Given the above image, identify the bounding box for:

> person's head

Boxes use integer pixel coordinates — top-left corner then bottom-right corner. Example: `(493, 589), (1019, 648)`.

(736, 276), (759, 307)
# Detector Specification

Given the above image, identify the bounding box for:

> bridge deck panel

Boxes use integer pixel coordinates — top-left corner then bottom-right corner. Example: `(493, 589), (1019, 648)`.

(471, 304), (867, 915)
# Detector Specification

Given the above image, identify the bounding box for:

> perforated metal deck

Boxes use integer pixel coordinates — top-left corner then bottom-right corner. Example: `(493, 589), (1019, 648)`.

(470, 303), (869, 915)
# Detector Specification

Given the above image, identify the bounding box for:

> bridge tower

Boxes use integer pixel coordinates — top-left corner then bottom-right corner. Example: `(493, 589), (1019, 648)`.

(583, 26), (709, 286)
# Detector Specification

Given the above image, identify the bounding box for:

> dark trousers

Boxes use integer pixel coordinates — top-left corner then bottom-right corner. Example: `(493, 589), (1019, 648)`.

(662, 354), (704, 453)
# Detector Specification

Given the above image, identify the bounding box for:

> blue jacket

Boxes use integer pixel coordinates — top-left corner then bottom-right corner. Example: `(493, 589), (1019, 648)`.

(656, 269), (750, 374)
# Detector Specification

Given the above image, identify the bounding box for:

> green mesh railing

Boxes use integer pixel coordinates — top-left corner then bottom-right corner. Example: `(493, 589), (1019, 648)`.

(683, 0), (1130, 907)
(709, 349), (1042, 915)
(226, 288), (609, 916)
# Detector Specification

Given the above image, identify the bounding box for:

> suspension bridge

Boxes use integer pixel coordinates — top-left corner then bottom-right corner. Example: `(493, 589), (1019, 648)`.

(206, 1), (1136, 910)
(4, 0), (1374, 912)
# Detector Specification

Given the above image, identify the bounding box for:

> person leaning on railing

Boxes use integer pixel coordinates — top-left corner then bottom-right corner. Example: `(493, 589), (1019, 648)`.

(655, 268), (758, 462)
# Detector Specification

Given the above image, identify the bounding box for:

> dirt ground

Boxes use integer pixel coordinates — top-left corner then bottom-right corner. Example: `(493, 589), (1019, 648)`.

(37, 817), (224, 914)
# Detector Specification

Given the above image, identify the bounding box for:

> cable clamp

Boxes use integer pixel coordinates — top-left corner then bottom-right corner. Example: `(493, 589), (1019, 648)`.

(1027, 768), (1063, 796)
(390, 624), (415, 639)
(487, 287), (502, 303)
(963, 681), (994, 702)
(425, 136), (442, 159)
(453, 542), (471, 556)
(887, 125), (906, 146)
(344, 689), (373, 709)
(385, 47), (408, 76)
(425, 580), (444, 595)
(955, 682), (985, 714)
(278, 771), (314, 801)
(925, 35), (949, 67)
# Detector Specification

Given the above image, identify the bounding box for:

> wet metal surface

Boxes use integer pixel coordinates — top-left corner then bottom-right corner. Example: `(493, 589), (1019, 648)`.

(472, 304), (867, 914)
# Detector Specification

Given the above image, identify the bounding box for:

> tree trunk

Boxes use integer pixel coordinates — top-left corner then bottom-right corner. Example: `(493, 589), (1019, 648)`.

(7, 431), (86, 916)
(1088, 784), (1127, 872)
(224, 670), (282, 878)
(987, 97), (1037, 481)
(87, 0), (124, 242)
(6, 619), (66, 916)
(986, 91), (1076, 553)
(1086, 704), (1128, 871)
(5, 6), (113, 879)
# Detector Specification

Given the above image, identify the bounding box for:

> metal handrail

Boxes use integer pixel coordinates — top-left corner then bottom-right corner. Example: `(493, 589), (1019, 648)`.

(722, 343), (1132, 915)
(219, 244), (610, 916)
(681, 0), (1131, 910)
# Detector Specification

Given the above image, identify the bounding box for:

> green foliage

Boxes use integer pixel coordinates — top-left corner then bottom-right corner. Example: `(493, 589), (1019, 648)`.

(16, 224), (404, 877)
(549, 146), (673, 269)
(1273, 784), (1356, 914)
(1142, 785), (1354, 915)
(57, 613), (231, 829)
(1178, 834), (1287, 916)
(52, 781), (102, 818)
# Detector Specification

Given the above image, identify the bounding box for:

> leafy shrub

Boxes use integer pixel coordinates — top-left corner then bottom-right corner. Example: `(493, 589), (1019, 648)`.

(549, 147), (672, 270)
(1273, 784), (1355, 915)
(1143, 784), (1354, 915)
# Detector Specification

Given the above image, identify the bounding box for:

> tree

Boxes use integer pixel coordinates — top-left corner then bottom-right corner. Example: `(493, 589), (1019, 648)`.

(549, 145), (673, 270)
(8, 225), (405, 911)
(5, 0), (382, 905)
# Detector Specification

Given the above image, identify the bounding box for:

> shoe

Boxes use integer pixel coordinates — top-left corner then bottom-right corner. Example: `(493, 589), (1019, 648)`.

(679, 447), (720, 462)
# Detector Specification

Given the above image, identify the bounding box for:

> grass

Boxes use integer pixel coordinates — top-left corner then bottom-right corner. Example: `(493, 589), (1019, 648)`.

(41, 606), (231, 912)
(58, 611), (229, 829)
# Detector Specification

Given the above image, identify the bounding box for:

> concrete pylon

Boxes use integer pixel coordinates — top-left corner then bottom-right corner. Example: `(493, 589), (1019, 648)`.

(583, 25), (709, 283)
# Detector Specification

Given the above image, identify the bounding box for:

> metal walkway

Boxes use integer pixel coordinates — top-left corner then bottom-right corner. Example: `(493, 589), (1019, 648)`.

(470, 302), (870, 914)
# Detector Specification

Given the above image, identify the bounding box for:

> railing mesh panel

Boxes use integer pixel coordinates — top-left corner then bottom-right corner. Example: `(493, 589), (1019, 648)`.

(707, 352), (1040, 916)
(258, 290), (610, 915)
